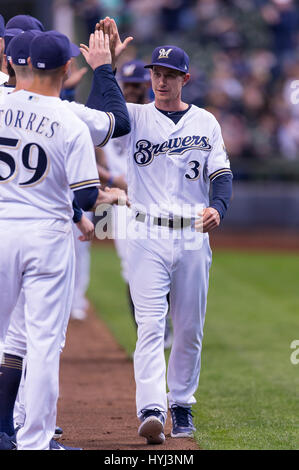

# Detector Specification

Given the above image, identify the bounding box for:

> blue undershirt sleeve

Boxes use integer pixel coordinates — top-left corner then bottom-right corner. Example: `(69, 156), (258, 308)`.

(210, 173), (233, 219)
(86, 64), (131, 138)
(73, 187), (99, 212)
(72, 196), (83, 223)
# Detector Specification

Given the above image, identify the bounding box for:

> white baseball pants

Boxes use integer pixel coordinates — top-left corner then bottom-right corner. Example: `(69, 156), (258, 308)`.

(5, 219), (89, 430)
(0, 220), (75, 450)
(127, 221), (212, 418)
(71, 214), (92, 313)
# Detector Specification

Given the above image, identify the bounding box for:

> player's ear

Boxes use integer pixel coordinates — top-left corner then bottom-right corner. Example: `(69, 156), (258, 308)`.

(64, 59), (72, 73)
(182, 73), (190, 87)
(27, 57), (33, 70)
(62, 59), (72, 80)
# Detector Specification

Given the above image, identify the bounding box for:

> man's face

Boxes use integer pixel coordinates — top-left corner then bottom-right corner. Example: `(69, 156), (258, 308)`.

(151, 65), (189, 103)
(122, 81), (149, 104)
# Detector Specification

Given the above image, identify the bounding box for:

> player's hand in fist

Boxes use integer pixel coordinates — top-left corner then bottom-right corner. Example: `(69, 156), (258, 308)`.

(76, 213), (95, 241)
(195, 207), (220, 233)
(95, 187), (130, 208)
(96, 17), (133, 70)
(80, 29), (111, 70)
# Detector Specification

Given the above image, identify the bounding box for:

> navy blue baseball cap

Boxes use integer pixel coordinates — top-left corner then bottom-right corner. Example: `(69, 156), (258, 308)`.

(0, 14), (5, 37)
(8, 30), (43, 66)
(6, 14), (44, 32)
(119, 60), (150, 83)
(144, 45), (189, 73)
(4, 28), (24, 54)
(30, 31), (80, 70)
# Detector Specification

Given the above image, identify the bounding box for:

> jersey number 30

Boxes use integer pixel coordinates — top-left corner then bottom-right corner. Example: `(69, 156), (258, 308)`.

(0, 137), (49, 187)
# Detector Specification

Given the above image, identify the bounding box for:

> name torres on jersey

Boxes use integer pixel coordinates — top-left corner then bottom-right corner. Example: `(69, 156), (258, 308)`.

(0, 107), (59, 138)
(134, 135), (212, 166)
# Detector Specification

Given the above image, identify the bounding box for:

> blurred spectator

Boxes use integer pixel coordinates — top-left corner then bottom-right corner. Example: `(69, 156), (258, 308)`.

(277, 114), (299, 160)
(160, 0), (196, 32)
(71, 0), (104, 35)
(261, 0), (299, 64)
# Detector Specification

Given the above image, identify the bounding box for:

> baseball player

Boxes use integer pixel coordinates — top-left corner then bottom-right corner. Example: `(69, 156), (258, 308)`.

(1, 14), (44, 87)
(97, 18), (233, 445)
(0, 25), (131, 449)
(0, 29), (94, 438)
(0, 29), (129, 450)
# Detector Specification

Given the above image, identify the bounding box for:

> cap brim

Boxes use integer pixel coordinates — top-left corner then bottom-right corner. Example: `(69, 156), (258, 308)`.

(144, 62), (187, 73)
(70, 43), (80, 57)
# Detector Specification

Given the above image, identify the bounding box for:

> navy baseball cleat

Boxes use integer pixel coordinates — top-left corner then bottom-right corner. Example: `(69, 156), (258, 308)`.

(0, 432), (17, 450)
(14, 423), (63, 442)
(170, 405), (196, 438)
(49, 438), (82, 450)
(53, 426), (63, 440)
(138, 409), (166, 445)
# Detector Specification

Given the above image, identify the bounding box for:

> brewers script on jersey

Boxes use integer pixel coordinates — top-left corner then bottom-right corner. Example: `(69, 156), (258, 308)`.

(127, 102), (231, 219)
(0, 89), (101, 450)
(125, 101), (231, 419)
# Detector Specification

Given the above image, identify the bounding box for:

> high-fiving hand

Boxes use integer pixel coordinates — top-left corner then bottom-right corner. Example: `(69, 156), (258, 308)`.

(96, 17), (133, 70)
(80, 29), (112, 70)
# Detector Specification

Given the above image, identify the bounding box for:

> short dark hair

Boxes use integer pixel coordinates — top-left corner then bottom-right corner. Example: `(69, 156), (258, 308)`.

(7, 60), (16, 78)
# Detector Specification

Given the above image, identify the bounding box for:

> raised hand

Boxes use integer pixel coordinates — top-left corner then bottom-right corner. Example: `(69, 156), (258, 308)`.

(96, 17), (133, 70)
(80, 29), (111, 70)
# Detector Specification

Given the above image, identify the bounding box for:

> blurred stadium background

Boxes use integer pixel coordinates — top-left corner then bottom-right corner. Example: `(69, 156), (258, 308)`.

(2, 0), (299, 231)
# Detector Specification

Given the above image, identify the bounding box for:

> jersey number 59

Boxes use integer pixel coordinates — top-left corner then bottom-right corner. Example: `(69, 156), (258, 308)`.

(0, 137), (49, 187)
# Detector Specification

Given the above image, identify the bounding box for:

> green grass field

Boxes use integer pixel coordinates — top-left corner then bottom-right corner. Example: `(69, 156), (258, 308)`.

(87, 242), (299, 450)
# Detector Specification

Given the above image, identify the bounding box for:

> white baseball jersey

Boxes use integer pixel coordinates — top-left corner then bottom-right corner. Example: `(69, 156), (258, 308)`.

(125, 102), (231, 218)
(103, 136), (128, 178)
(65, 101), (115, 147)
(0, 90), (100, 222)
(1, 86), (115, 147)
(0, 71), (9, 86)
(0, 84), (14, 99)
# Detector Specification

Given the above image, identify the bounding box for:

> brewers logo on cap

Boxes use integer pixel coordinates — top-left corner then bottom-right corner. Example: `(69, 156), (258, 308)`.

(122, 64), (137, 77)
(119, 60), (150, 83)
(145, 45), (189, 73)
(158, 48), (173, 60)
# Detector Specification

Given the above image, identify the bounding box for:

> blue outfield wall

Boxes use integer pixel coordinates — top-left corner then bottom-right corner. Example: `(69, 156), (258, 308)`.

(222, 182), (299, 229)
